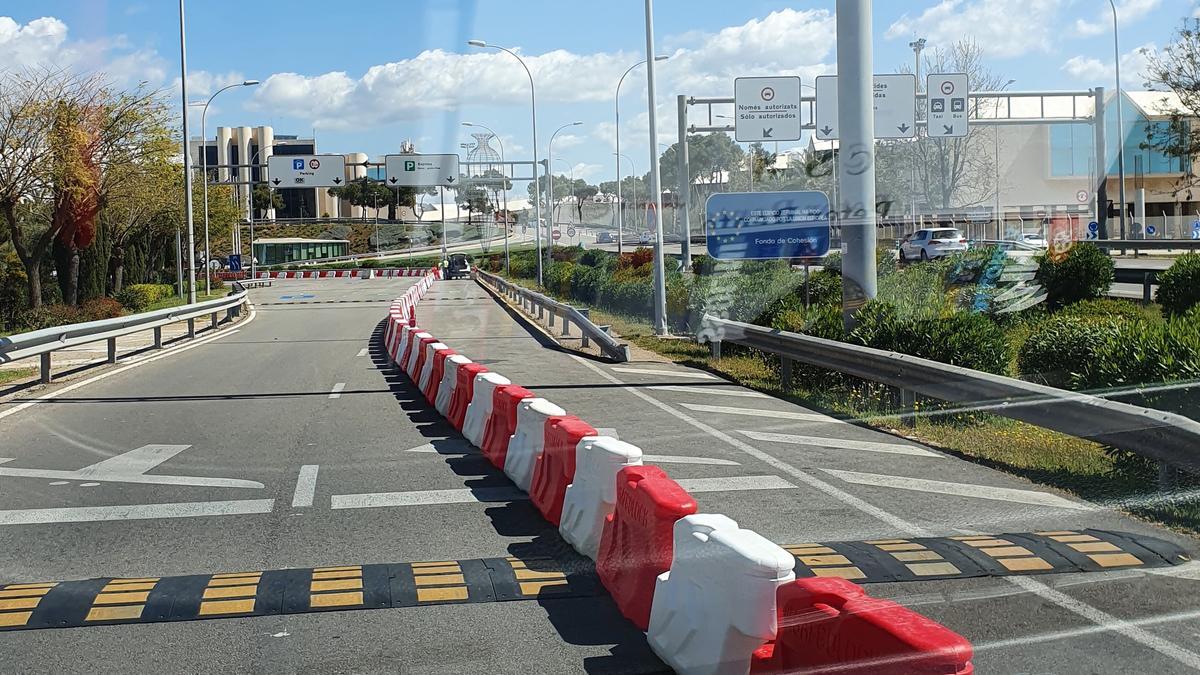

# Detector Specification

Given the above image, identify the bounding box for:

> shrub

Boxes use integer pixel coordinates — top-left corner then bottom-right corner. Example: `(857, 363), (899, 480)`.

(822, 251), (842, 274)
(1059, 298), (1147, 323)
(1075, 312), (1200, 392)
(691, 254), (717, 275)
(578, 248), (613, 269)
(847, 301), (902, 349)
(16, 304), (81, 331)
(1155, 252), (1200, 317)
(1017, 314), (1120, 387)
(852, 308), (1009, 375)
(570, 265), (605, 304)
(115, 284), (173, 312)
(597, 277), (652, 316)
(78, 297), (125, 322)
(544, 261), (575, 297)
(619, 247), (654, 269)
(1035, 243), (1114, 309)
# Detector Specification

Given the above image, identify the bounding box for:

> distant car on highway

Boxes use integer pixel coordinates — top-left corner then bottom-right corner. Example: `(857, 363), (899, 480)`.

(1018, 232), (1048, 249)
(898, 228), (968, 262)
(444, 253), (470, 280)
(639, 231), (651, 245)
(596, 231), (615, 244)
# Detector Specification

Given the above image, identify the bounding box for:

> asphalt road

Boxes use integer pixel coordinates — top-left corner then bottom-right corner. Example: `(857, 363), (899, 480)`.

(1, 275), (1198, 674)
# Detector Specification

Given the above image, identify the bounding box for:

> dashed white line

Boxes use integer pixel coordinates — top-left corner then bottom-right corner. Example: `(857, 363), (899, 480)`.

(738, 430), (942, 457)
(649, 385), (768, 398)
(292, 465), (319, 508)
(612, 367), (717, 380)
(820, 468), (1090, 510)
(329, 383), (346, 399)
(675, 475), (795, 492)
(641, 454), (741, 466)
(679, 403), (839, 423)
(0, 499), (275, 525)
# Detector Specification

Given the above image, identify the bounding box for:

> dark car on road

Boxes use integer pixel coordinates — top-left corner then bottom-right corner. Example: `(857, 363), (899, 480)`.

(596, 231), (615, 243)
(445, 253), (471, 280)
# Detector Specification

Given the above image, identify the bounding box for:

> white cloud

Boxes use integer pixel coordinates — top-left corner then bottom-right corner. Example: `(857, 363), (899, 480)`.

(551, 133), (584, 150)
(886, 0), (1065, 58)
(1061, 42), (1158, 82)
(173, 71), (249, 99)
(0, 15), (168, 89)
(1076, 0), (1162, 37)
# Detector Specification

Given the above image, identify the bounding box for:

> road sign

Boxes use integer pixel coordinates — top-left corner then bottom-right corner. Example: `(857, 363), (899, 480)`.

(228, 254), (242, 272)
(814, 74), (916, 140)
(733, 76), (802, 142)
(552, 229), (562, 241)
(266, 154), (347, 188)
(1086, 221), (1099, 240)
(704, 190), (830, 260)
(927, 73), (969, 138)
(566, 226), (577, 238)
(1192, 221), (1200, 239)
(1076, 189), (1090, 203)
(1146, 224), (1156, 236)
(385, 153), (461, 187)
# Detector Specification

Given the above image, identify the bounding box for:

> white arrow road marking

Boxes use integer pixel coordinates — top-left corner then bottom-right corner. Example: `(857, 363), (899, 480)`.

(738, 430), (942, 458)
(292, 465), (319, 508)
(679, 403), (840, 423)
(357, 348), (369, 357)
(0, 446), (264, 489)
(0, 499), (275, 525)
(649, 385), (768, 398)
(329, 383), (346, 399)
(821, 468), (1089, 510)
(612, 367), (717, 380)
(330, 475), (793, 510)
(404, 440), (476, 454)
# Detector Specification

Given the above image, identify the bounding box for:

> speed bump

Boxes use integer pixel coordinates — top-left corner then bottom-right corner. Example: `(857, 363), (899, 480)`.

(0, 529), (1186, 632)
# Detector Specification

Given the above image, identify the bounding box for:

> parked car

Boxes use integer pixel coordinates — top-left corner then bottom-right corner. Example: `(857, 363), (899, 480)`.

(444, 253), (471, 280)
(596, 231), (615, 244)
(638, 231), (651, 245)
(898, 228), (968, 261)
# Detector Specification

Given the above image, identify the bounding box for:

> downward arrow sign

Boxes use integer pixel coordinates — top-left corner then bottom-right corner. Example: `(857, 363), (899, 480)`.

(897, 123), (910, 134)
(943, 125), (955, 135)
(820, 125), (834, 136)
(332, 177), (342, 184)
(762, 127), (773, 139)
(389, 177), (397, 184)
(446, 176), (456, 184)
(271, 178), (281, 186)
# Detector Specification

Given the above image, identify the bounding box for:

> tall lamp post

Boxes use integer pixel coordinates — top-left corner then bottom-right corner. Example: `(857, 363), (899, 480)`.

(1108, 0), (1128, 238)
(463, 122), (511, 273)
(196, 80), (258, 292)
(614, 153), (636, 242)
(615, 55), (668, 255)
(995, 79), (1016, 240)
(467, 39), (544, 285)
(548, 121), (582, 257)
(177, 0), (197, 304)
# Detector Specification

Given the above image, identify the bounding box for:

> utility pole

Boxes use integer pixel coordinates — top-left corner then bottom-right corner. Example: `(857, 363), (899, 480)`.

(644, 0), (668, 335)
(838, 0), (878, 331)
(909, 38), (925, 222)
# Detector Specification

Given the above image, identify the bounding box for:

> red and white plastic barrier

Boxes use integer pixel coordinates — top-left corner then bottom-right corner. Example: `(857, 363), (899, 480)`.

(418, 342), (451, 397)
(462, 372), (511, 447)
(255, 267), (434, 280)
(559, 437), (643, 559)
(435, 355), (472, 416)
(480, 385), (536, 469)
(502, 398), (566, 492)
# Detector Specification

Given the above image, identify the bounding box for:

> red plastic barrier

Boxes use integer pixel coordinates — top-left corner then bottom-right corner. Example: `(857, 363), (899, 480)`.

(422, 347), (458, 404)
(750, 577), (974, 675)
(595, 465), (697, 631)
(409, 336), (437, 381)
(447, 363), (489, 430)
(398, 328), (417, 369)
(479, 385), (536, 468)
(529, 416), (597, 526)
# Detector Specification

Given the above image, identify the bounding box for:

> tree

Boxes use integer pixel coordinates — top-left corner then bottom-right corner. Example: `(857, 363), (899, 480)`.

(101, 128), (175, 292)
(1143, 19), (1200, 189)
(252, 184), (284, 217)
(455, 174), (492, 227)
(905, 40), (1005, 210)
(328, 176), (395, 218)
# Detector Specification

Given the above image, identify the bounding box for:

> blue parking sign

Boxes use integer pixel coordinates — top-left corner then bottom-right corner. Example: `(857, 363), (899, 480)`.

(705, 191), (830, 260)
(292, 159), (305, 171)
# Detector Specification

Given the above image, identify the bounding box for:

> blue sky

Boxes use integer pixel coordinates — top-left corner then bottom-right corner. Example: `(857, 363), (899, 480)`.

(8, 0), (1199, 186)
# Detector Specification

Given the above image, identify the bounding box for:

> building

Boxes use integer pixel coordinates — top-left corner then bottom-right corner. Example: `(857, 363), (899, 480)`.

(252, 238), (350, 266)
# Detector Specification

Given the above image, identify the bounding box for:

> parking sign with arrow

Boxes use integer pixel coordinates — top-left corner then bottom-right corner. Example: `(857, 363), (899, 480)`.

(384, 154), (461, 188)
(266, 154), (348, 188)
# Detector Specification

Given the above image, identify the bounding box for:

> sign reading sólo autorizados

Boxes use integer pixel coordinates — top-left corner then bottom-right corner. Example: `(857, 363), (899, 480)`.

(733, 77), (801, 142)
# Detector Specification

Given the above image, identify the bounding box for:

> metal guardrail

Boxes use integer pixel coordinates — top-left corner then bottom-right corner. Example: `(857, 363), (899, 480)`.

(473, 269), (631, 363)
(0, 287), (251, 384)
(1094, 239), (1200, 251)
(238, 279), (274, 289)
(702, 315), (1200, 480)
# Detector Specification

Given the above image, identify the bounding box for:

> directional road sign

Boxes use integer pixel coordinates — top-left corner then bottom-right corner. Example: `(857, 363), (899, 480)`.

(228, 254), (242, 272)
(734, 76), (802, 142)
(814, 74), (916, 140)
(928, 73), (970, 138)
(1194, 221), (1200, 239)
(267, 154), (348, 188)
(385, 154), (461, 188)
(705, 190), (830, 260)
(1146, 224), (1156, 236)
(1086, 221), (1099, 240)
(566, 226), (577, 238)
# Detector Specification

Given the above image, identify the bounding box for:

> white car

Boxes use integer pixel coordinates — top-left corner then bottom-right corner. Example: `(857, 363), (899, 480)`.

(1018, 233), (1048, 249)
(898, 228), (969, 261)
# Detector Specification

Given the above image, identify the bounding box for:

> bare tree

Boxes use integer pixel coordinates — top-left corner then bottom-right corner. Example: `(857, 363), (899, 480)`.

(1143, 19), (1200, 190)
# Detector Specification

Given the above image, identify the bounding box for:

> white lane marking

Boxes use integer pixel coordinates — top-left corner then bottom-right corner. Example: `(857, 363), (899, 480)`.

(357, 348), (369, 357)
(649, 385), (768, 398)
(329, 383), (346, 399)
(0, 308), (256, 422)
(679, 403), (839, 423)
(738, 430), (941, 458)
(565, 353), (1200, 669)
(595, 428), (620, 439)
(0, 499), (275, 525)
(821, 468), (1090, 511)
(292, 465), (319, 508)
(642, 454), (741, 467)
(405, 440), (474, 453)
(676, 475), (794, 492)
(331, 486), (525, 509)
(0, 444), (264, 489)
(612, 367), (717, 380)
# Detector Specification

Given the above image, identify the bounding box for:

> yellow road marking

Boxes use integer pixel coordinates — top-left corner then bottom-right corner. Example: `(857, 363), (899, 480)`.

(963, 539), (1013, 548)
(411, 565), (461, 575)
(311, 570), (362, 580)
(0, 587), (53, 599)
(310, 591), (362, 608)
(1049, 534), (1099, 543)
(512, 569), (566, 580)
(811, 566), (866, 580)
(797, 554), (852, 566)
(93, 591), (150, 605)
(982, 546), (1034, 558)
(785, 546), (836, 555)
(906, 562), (961, 576)
(314, 566), (361, 572)
(1090, 553), (1142, 567)
(999, 557), (1054, 572)
(412, 561), (456, 568)
(0, 611), (32, 627)
(202, 585), (258, 600)
(199, 598), (256, 615)
(417, 586), (468, 602)
(519, 580), (569, 595)
(876, 543), (925, 552)
(212, 572), (262, 579)
(414, 574), (465, 586)
(101, 581), (156, 592)
(207, 576), (262, 587)
(311, 578), (363, 592)
(86, 605), (144, 622)
(0, 597), (41, 611)
(1069, 542), (1123, 553)
(891, 550), (943, 562)
(2, 583), (56, 590)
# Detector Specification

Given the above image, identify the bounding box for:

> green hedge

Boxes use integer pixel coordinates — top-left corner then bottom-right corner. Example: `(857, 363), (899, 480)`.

(1017, 314), (1119, 388)
(1035, 243), (1114, 309)
(1156, 252), (1200, 317)
(115, 284), (174, 312)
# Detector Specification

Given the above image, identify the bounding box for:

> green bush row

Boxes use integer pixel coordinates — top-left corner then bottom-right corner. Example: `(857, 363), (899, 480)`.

(115, 284), (174, 312)
(16, 297), (125, 331)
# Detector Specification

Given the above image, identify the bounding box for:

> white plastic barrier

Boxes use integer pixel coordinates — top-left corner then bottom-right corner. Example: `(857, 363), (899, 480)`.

(559, 437), (643, 559)
(418, 342), (449, 394)
(502, 398), (567, 492)
(404, 331), (432, 377)
(435, 355), (472, 416)
(388, 318), (405, 360)
(462, 372), (511, 448)
(646, 515), (796, 675)
(396, 324), (417, 367)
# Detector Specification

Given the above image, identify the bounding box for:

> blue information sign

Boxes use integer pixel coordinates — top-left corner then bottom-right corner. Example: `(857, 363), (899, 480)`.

(1193, 221), (1200, 239)
(1146, 224), (1157, 236)
(227, 254), (242, 272)
(705, 191), (830, 260)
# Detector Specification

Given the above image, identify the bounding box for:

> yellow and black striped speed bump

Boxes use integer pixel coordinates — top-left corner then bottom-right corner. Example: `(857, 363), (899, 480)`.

(0, 530), (1186, 632)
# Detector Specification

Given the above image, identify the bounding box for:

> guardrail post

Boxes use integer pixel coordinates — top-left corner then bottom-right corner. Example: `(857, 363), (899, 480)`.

(537, 301), (544, 320)
(1143, 273), (1153, 306)
(562, 314), (571, 337)
(900, 388), (917, 429)
(187, 318), (196, 339)
(580, 309), (591, 348)
(1158, 461), (1183, 491)
(39, 353), (51, 384)
(710, 339), (721, 360)
(781, 357), (793, 390)
(210, 312), (218, 330)
(153, 326), (163, 349)
(106, 337), (117, 364)
(548, 308), (555, 329)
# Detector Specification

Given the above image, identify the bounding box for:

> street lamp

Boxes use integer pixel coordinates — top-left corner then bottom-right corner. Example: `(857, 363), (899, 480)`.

(548, 121), (582, 254)
(177, 0), (198, 303)
(614, 153), (636, 240)
(468, 39), (545, 285)
(1108, 0), (1128, 239)
(195, 80), (258, 292)
(463, 122), (511, 273)
(615, 54), (668, 255)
